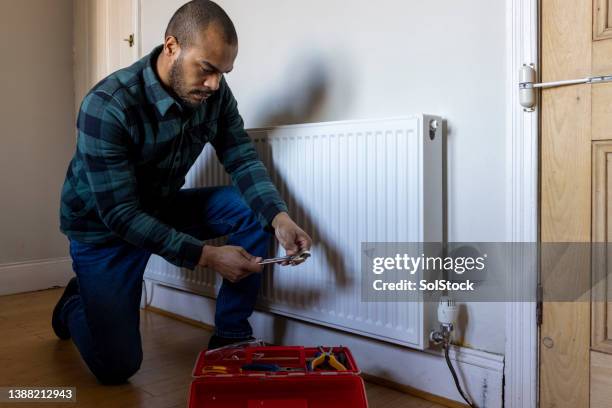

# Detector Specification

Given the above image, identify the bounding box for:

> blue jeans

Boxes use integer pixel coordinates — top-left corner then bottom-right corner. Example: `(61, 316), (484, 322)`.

(60, 186), (271, 384)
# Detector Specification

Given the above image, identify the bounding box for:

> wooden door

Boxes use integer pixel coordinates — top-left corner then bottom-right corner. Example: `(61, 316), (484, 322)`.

(540, 0), (612, 407)
(107, 0), (139, 73)
(73, 0), (138, 115)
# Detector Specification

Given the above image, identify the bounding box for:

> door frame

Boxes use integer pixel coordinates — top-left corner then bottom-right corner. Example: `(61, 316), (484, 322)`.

(505, 0), (539, 407)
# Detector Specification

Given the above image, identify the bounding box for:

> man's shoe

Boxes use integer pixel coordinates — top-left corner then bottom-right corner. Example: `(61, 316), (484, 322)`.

(51, 277), (79, 340)
(207, 334), (255, 350)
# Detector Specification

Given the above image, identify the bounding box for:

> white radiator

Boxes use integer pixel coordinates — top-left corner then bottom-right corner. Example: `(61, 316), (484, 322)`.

(144, 115), (444, 349)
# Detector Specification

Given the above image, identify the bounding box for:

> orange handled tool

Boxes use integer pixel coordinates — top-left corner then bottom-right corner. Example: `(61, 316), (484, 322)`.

(202, 365), (230, 374)
(309, 347), (347, 371)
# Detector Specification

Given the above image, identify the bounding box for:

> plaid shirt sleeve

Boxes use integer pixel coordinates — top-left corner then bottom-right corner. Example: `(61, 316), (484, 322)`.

(211, 83), (289, 230)
(77, 90), (204, 269)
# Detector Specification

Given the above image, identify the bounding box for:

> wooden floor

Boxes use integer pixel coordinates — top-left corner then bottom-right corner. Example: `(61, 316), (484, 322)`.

(0, 288), (445, 408)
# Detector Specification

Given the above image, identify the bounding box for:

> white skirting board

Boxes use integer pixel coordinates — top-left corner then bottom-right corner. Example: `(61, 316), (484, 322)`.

(0, 257), (73, 296)
(143, 280), (504, 407)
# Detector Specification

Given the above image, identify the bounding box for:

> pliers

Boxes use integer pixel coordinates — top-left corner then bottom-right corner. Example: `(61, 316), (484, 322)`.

(309, 346), (347, 371)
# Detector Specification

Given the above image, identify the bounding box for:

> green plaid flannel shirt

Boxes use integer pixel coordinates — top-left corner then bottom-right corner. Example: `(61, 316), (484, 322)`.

(60, 45), (288, 269)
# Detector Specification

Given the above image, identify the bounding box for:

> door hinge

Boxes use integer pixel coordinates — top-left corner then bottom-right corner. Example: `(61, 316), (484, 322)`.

(536, 283), (543, 326)
(518, 64), (612, 111)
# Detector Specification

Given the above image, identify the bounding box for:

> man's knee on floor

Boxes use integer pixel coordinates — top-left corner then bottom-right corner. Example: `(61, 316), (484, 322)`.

(91, 353), (143, 385)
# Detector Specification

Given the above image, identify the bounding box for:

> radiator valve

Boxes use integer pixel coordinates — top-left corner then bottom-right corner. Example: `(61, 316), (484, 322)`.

(430, 296), (458, 346)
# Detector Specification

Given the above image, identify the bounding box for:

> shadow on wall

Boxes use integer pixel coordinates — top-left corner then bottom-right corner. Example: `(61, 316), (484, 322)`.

(248, 48), (356, 127)
(195, 51), (354, 345)
(259, 54), (354, 345)
(252, 53), (330, 127)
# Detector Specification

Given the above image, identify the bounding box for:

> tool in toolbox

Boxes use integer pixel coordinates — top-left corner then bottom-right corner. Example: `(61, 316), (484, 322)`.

(240, 363), (305, 372)
(258, 249), (311, 265)
(309, 346), (348, 371)
(201, 365), (231, 374)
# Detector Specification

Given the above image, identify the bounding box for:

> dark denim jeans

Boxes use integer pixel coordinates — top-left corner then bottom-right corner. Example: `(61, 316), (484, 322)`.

(60, 186), (271, 384)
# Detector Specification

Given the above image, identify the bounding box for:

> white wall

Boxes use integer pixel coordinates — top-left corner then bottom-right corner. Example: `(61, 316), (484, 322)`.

(140, 0), (507, 354)
(0, 1), (74, 265)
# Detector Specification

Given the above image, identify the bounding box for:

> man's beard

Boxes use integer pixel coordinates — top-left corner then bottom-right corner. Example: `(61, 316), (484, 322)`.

(169, 55), (206, 109)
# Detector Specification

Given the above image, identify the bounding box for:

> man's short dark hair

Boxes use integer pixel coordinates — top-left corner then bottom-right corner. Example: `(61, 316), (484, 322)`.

(165, 0), (238, 47)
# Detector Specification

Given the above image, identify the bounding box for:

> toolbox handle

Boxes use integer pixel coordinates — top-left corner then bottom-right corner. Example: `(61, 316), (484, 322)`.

(245, 346), (306, 366)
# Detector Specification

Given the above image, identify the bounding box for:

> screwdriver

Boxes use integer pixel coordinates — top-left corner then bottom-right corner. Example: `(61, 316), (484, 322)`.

(241, 363), (305, 372)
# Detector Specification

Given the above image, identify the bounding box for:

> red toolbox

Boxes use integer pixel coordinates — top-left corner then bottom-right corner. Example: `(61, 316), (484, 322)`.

(188, 343), (368, 408)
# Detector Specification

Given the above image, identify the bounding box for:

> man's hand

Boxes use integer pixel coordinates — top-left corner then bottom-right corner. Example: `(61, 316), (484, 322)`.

(199, 245), (263, 283)
(271, 212), (312, 265)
